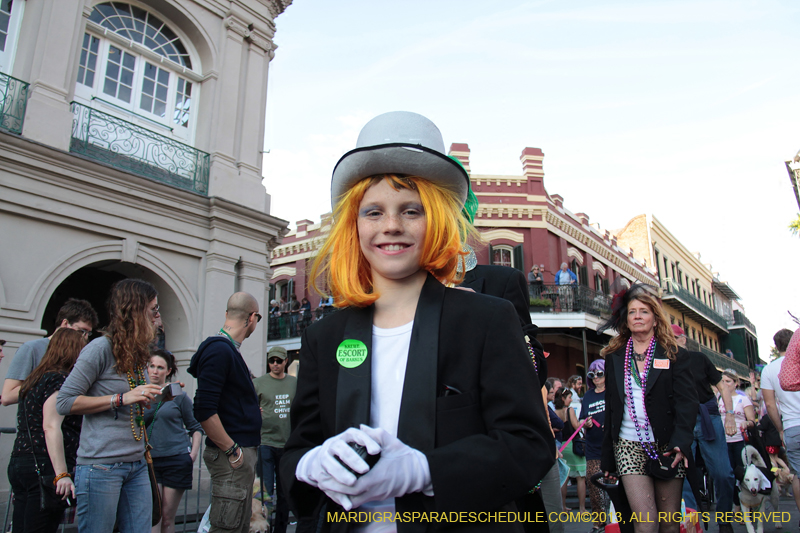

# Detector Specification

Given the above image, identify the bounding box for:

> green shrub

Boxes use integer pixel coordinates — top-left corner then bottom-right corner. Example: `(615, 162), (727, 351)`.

(529, 297), (553, 307)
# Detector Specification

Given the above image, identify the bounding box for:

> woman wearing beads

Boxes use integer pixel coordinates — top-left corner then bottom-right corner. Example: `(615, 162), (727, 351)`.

(599, 283), (698, 533)
(281, 111), (553, 532)
(57, 279), (163, 533)
(145, 349), (202, 533)
(7, 328), (85, 533)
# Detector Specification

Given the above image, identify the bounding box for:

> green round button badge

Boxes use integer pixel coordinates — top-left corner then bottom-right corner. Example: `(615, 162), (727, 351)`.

(336, 339), (368, 368)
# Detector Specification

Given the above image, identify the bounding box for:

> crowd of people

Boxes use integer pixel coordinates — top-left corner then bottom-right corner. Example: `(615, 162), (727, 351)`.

(2, 109), (799, 533)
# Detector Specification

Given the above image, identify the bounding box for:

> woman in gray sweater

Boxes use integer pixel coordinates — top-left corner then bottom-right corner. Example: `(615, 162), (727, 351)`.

(57, 279), (163, 533)
(145, 349), (202, 533)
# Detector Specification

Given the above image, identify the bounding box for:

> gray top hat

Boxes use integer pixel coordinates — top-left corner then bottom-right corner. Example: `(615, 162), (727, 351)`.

(330, 111), (469, 208)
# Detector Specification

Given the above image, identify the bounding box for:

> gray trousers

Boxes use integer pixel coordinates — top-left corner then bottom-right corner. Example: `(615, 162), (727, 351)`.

(204, 446), (258, 533)
(540, 462), (564, 533)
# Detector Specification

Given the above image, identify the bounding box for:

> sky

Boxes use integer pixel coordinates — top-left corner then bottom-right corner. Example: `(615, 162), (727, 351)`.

(261, 0), (800, 363)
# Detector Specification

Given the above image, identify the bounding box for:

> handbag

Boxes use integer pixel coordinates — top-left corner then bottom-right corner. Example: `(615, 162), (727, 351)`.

(142, 425), (163, 527)
(645, 454), (679, 480)
(22, 401), (74, 512)
(779, 327), (800, 391)
(572, 430), (586, 457)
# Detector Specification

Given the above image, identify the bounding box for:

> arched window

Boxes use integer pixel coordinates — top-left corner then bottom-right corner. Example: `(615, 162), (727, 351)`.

(74, 2), (199, 142)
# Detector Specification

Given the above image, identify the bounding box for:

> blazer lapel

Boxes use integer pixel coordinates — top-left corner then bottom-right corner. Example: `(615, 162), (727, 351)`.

(334, 305), (374, 434)
(396, 273), (442, 453)
(645, 344), (668, 397)
(613, 349), (625, 404)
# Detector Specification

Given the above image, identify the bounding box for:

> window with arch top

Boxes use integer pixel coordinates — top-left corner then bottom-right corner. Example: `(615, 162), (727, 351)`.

(75, 2), (198, 142)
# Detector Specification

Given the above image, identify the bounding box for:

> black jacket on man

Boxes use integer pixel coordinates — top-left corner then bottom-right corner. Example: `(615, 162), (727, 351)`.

(459, 265), (531, 327)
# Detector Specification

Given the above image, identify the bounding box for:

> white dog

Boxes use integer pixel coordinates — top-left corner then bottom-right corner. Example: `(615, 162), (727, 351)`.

(738, 445), (772, 533)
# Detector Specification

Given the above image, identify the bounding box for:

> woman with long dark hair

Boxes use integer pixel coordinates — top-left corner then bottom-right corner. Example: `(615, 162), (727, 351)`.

(8, 328), (86, 532)
(57, 279), (163, 533)
(144, 349), (202, 533)
(600, 284), (698, 533)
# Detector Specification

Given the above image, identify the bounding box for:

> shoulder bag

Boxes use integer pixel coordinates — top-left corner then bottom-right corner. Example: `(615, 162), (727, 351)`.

(142, 417), (163, 527)
(22, 400), (74, 512)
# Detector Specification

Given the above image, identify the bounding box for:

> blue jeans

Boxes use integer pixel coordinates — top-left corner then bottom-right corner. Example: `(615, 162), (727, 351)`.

(74, 459), (152, 533)
(681, 414), (734, 514)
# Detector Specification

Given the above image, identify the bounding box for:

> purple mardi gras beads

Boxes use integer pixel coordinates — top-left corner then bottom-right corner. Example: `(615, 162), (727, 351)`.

(624, 336), (659, 460)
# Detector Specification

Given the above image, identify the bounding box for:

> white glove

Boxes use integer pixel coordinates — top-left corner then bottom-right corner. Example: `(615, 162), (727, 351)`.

(347, 424), (433, 509)
(295, 427), (381, 509)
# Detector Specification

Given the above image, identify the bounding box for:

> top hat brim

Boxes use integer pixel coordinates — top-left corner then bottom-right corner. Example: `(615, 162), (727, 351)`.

(331, 143), (469, 208)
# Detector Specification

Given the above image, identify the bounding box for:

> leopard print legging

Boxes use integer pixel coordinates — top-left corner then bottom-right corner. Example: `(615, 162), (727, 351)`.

(585, 459), (604, 526)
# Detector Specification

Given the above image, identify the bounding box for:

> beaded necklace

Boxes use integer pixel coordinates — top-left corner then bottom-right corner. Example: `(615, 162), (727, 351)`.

(126, 366), (147, 441)
(623, 336), (659, 460)
(525, 336), (538, 374)
(147, 400), (164, 439)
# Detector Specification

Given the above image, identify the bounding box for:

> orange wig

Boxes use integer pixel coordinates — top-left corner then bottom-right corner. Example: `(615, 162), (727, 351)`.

(310, 175), (473, 307)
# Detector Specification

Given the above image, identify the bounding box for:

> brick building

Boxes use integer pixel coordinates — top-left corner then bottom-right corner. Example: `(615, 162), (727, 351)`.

(269, 144), (660, 379)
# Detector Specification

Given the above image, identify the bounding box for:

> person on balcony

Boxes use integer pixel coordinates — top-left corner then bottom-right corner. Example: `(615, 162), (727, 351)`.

(554, 262), (577, 311)
(528, 265), (544, 299)
(281, 110), (553, 532)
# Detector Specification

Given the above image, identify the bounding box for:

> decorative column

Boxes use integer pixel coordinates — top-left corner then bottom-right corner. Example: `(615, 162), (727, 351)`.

(20, 0), (86, 150)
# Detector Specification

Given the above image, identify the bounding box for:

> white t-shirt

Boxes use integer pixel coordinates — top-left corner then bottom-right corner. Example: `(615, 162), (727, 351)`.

(717, 393), (753, 443)
(620, 369), (655, 443)
(357, 321), (414, 533)
(761, 356), (800, 430)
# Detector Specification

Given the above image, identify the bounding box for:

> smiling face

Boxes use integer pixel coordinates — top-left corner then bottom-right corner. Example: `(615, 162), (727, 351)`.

(627, 298), (655, 337)
(357, 179), (427, 288)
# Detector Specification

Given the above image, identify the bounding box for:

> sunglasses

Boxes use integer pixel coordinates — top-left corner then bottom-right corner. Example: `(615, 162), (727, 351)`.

(253, 312), (262, 323)
(268, 358), (285, 365)
(587, 371), (605, 379)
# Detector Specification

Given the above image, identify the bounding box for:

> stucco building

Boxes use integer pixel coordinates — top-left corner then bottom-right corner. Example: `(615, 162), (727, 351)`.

(616, 214), (758, 372)
(0, 0), (291, 482)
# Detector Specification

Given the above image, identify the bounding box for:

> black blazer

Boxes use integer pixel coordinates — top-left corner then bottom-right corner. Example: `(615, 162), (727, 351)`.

(460, 265), (531, 327)
(281, 274), (555, 532)
(600, 343), (698, 473)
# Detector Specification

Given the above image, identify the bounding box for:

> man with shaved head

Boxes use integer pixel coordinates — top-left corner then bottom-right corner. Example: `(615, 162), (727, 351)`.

(189, 292), (262, 533)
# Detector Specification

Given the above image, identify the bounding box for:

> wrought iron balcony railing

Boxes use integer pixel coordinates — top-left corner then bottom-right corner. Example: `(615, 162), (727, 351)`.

(732, 309), (757, 334)
(0, 73), (29, 134)
(683, 337), (751, 377)
(530, 283), (612, 316)
(267, 306), (338, 340)
(69, 102), (209, 195)
(661, 278), (729, 331)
